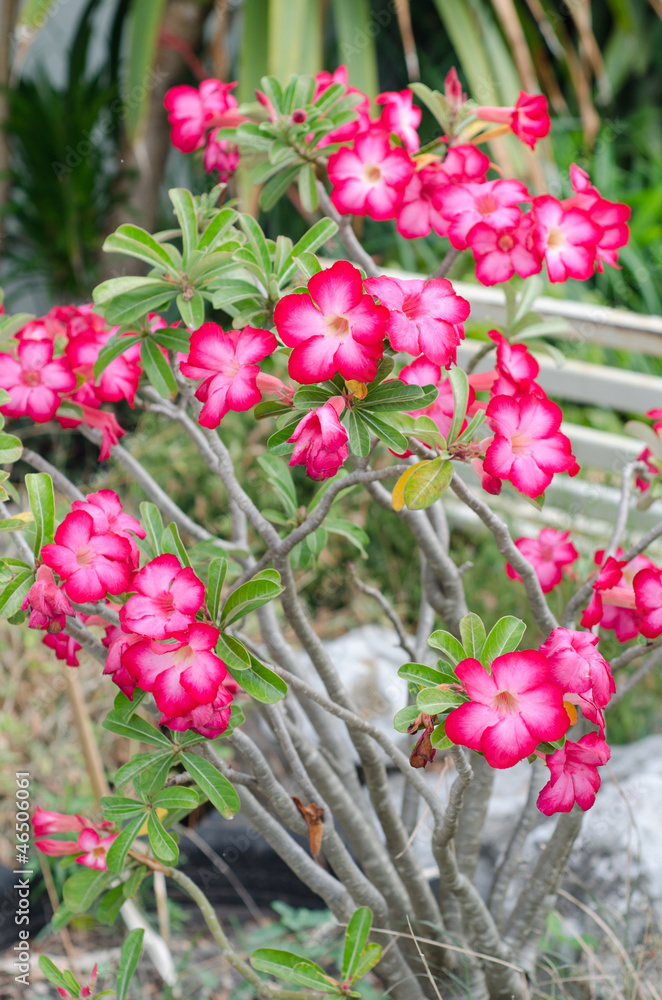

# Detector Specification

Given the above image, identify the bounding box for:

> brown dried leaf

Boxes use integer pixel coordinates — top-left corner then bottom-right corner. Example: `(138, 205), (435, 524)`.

(293, 796), (324, 863)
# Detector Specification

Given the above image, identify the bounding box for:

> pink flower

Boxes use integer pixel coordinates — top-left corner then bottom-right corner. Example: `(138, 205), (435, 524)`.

(470, 455), (503, 496)
(506, 528), (579, 593)
(274, 261), (388, 384)
(488, 330), (542, 399)
(0, 340), (76, 422)
(435, 178), (530, 250)
(531, 195), (602, 282)
(477, 92), (551, 149)
(42, 632), (81, 667)
(180, 323), (278, 428)
(32, 806), (88, 837)
(581, 551), (653, 642)
(484, 393), (578, 497)
(634, 567), (662, 638)
(399, 357), (475, 441)
(123, 623), (232, 736)
(327, 130), (414, 221)
(57, 963), (99, 1000)
(375, 89), (421, 153)
(66, 328), (141, 407)
(41, 510), (131, 603)
(566, 164), (630, 271)
(441, 145), (491, 184)
(75, 828), (119, 871)
(540, 628), (614, 708)
(120, 554), (205, 639)
(164, 79), (238, 153)
(396, 162), (454, 239)
(203, 129), (240, 181)
(34, 836), (81, 857)
(159, 685), (233, 739)
(467, 213), (542, 285)
(445, 651), (570, 768)
(364, 275), (470, 368)
(22, 565), (75, 633)
(72, 489), (145, 570)
(537, 733), (611, 815)
(444, 67), (466, 116)
(288, 397), (348, 480)
(103, 628), (142, 699)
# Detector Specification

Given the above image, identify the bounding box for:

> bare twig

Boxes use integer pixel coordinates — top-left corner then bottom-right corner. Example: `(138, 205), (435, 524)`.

(348, 563), (417, 660)
(315, 181), (380, 277)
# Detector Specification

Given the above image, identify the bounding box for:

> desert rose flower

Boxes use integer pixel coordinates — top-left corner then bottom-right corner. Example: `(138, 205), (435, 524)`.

(327, 130), (414, 221)
(444, 67), (466, 115)
(274, 261), (388, 384)
(476, 92), (551, 149)
(203, 129), (240, 181)
(164, 79), (239, 153)
(180, 323), (278, 428)
(312, 66), (372, 147)
(66, 327), (142, 407)
(288, 397), (349, 480)
(467, 213), (542, 285)
(531, 195), (602, 282)
(470, 454), (503, 495)
(32, 806), (88, 837)
(435, 178), (530, 250)
(72, 489), (145, 569)
(364, 275), (470, 368)
(0, 339), (77, 422)
(120, 554), (205, 639)
(566, 164), (630, 271)
(375, 89), (421, 152)
(484, 393), (578, 497)
(398, 357), (476, 442)
(159, 684), (234, 739)
(582, 550), (654, 642)
(540, 628), (615, 709)
(41, 510), (131, 602)
(537, 733), (611, 815)
(22, 565), (75, 633)
(633, 567), (662, 638)
(56, 963), (98, 1000)
(488, 330), (543, 399)
(445, 651), (570, 768)
(42, 631), (82, 666)
(123, 623), (232, 735)
(103, 628), (142, 698)
(75, 828), (119, 870)
(505, 528), (579, 593)
(396, 162), (454, 239)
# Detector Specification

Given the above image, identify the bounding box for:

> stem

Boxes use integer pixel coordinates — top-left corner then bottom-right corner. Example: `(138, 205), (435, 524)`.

(431, 247), (460, 280)
(21, 448), (86, 502)
(349, 563), (417, 660)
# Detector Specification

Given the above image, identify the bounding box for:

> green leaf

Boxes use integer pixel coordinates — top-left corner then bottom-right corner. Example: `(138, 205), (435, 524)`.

(427, 630), (467, 666)
(455, 408), (486, 444)
(325, 518), (369, 558)
(292, 384), (335, 408)
(347, 409), (371, 458)
(161, 522), (191, 567)
(122, 865), (147, 899)
(123, 0), (169, 141)
(416, 687), (467, 714)
(0, 431), (23, 464)
(393, 705), (421, 734)
(430, 721), (453, 750)
(251, 950), (335, 990)
(254, 399), (294, 421)
(106, 815), (146, 875)
(151, 326), (191, 353)
(93, 332), (142, 379)
(239, 214), (271, 278)
(207, 557), (228, 623)
(141, 338), (178, 399)
(198, 207), (239, 251)
(268, 416), (300, 456)
(446, 365), (469, 444)
(228, 653), (288, 704)
(257, 453), (298, 516)
(285, 218), (338, 272)
(116, 928), (144, 1000)
(397, 661), (450, 688)
(403, 458), (453, 510)
(114, 751), (173, 790)
(342, 907), (373, 981)
(169, 188), (198, 261)
(103, 224), (179, 273)
(293, 961), (341, 992)
(298, 163), (319, 213)
(63, 867), (112, 914)
(360, 411), (408, 454)
(97, 884), (126, 925)
(349, 942), (382, 981)
(215, 631), (252, 671)
(101, 796), (148, 821)
(0, 569), (34, 619)
(220, 575), (284, 627)
(113, 688), (147, 721)
(139, 501), (164, 556)
(181, 752), (240, 818)
(362, 380), (434, 412)
(50, 904), (74, 932)
(459, 613), (487, 659)
(38, 956), (71, 992)
(135, 752), (177, 798)
(25, 472), (55, 557)
(291, 526), (327, 569)
(152, 786), (199, 811)
(147, 810), (179, 864)
(482, 616), (526, 665)
(0, 513), (34, 533)
(176, 291), (206, 330)
(103, 710), (173, 748)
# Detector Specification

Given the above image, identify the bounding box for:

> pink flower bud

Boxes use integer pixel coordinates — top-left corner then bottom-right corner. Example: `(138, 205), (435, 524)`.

(22, 565), (75, 632)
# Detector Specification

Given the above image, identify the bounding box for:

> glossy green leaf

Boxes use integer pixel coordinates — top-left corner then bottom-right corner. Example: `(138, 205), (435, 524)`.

(63, 867), (112, 914)
(427, 630), (467, 665)
(103, 710), (173, 748)
(176, 291), (206, 330)
(106, 815), (146, 874)
(101, 796), (148, 821)
(482, 616), (527, 665)
(430, 722), (453, 750)
(25, 472), (54, 557)
(393, 705), (421, 734)
(228, 653), (288, 704)
(397, 661), (449, 688)
(298, 163), (319, 213)
(116, 928), (144, 1000)
(0, 569), (34, 619)
(325, 518), (369, 557)
(103, 224), (179, 273)
(161, 522), (191, 567)
(93, 333), (142, 379)
(446, 365), (469, 444)
(403, 457), (453, 510)
(292, 384), (335, 408)
(360, 411), (408, 454)
(342, 906), (373, 981)
(169, 188), (198, 261)
(96, 884), (126, 925)
(257, 453), (298, 516)
(220, 575), (283, 627)
(347, 409), (371, 458)
(139, 501), (164, 556)
(114, 751), (173, 790)
(147, 811), (179, 864)
(363, 380), (434, 411)
(416, 687), (467, 714)
(349, 941), (382, 981)
(207, 556), (228, 623)
(459, 612), (487, 659)
(141, 338), (178, 398)
(38, 956), (71, 992)
(181, 751), (240, 818)
(0, 431), (23, 464)
(152, 786), (199, 811)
